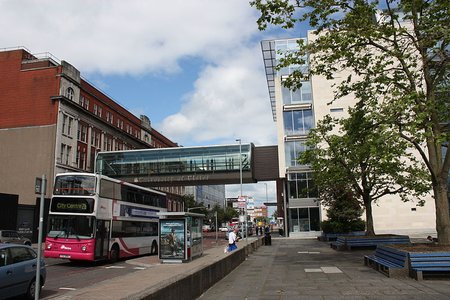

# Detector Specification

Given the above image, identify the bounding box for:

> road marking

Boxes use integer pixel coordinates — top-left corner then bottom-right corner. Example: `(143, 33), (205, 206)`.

(305, 268), (322, 272)
(133, 266), (146, 270)
(298, 251), (321, 254)
(59, 287), (77, 290)
(321, 267), (342, 273)
(304, 267), (342, 273)
(105, 266), (125, 269)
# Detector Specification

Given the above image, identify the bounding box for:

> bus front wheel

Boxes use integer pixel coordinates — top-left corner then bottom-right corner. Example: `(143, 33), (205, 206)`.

(110, 244), (120, 262)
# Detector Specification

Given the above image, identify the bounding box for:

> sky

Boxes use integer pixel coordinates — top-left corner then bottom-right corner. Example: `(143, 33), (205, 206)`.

(0, 0), (308, 211)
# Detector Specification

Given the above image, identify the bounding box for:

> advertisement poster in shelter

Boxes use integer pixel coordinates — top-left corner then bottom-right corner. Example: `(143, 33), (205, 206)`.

(160, 219), (185, 260)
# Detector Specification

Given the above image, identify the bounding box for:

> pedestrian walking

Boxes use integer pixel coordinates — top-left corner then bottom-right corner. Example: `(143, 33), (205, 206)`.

(225, 227), (239, 253)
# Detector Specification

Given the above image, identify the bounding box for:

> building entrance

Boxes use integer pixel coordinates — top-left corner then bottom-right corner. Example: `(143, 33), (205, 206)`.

(289, 207), (320, 233)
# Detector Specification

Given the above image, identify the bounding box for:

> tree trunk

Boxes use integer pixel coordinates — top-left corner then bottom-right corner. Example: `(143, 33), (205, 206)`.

(434, 177), (450, 245)
(364, 199), (375, 236)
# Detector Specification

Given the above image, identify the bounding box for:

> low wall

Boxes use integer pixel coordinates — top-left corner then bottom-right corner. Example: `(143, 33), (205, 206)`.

(143, 237), (264, 300)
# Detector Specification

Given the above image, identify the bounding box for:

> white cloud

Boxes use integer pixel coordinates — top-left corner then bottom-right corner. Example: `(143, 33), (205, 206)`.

(0, 0), (277, 146)
(0, 0), (281, 200)
(159, 45), (277, 146)
(0, 0), (259, 75)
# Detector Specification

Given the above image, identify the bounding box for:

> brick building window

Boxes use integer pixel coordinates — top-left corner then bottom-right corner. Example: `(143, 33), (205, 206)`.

(103, 135), (113, 151)
(60, 144), (65, 163)
(77, 123), (87, 143)
(117, 119), (123, 129)
(77, 145), (87, 170)
(60, 144), (72, 165)
(80, 96), (90, 110)
(66, 145), (72, 165)
(93, 104), (103, 117)
(62, 114), (73, 136)
(95, 131), (101, 148)
(66, 87), (74, 100)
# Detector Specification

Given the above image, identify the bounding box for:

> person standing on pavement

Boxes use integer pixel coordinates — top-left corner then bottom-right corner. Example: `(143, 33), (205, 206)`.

(227, 227), (239, 252)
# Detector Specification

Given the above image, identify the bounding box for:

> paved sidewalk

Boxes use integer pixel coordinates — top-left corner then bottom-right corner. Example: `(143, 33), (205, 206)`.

(45, 237), (258, 299)
(198, 238), (450, 300)
(41, 236), (450, 299)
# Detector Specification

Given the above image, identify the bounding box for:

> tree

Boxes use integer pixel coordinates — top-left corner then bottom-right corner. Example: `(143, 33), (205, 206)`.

(223, 206), (239, 223)
(320, 185), (366, 234)
(182, 194), (197, 211)
(181, 194), (208, 217)
(182, 195), (239, 226)
(251, 0), (449, 243)
(206, 204), (239, 226)
(301, 104), (429, 235)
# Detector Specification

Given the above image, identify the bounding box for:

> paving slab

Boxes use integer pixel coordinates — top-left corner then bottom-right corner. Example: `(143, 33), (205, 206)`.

(198, 237), (450, 300)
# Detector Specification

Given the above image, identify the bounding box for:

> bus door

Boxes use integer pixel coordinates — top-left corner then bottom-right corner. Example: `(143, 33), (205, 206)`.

(95, 220), (110, 259)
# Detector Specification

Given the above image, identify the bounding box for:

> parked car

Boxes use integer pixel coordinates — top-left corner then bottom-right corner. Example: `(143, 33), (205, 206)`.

(219, 227), (230, 232)
(0, 230), (32, 246)
(202, 224), (212, 232)
(0, 244), (46, 299)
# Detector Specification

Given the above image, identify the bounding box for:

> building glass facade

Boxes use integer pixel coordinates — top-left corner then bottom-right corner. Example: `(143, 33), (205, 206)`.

(96, 144), (252, 178)
(283, 109), (314, 135)
(262, 38), (320, 236)
(185, 185), (226, 210)
(284, 140), (308, 168)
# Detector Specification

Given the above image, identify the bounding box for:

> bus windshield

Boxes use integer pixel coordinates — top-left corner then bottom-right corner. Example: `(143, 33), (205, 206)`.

(54, 175), (96, 196)
(47, 215), (95, 240)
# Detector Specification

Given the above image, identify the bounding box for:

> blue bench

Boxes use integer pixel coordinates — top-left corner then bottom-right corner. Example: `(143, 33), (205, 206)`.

(331, 235), (411, 250)
(318, 231), (365, 242)
(409, 252), (450, 280)
(364, 246), (408, 277)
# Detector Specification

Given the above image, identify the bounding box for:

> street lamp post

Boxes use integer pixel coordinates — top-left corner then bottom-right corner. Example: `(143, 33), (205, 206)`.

(264, 183), (268, 204)
(215, 211), (218, 243)
(236, 139), (247, 245)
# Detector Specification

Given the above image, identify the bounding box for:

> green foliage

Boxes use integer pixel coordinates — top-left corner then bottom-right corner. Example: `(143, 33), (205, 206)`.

(323, 186), (363, 222)
(182, 194), (197, 209)
(321, 220), (366, 234)
(183, 195), (239, 226)
(301, 104), (430, 235)
(211, 205), (239, 225)
(320, 185), (365, 233)
(251, 0), (449, 242)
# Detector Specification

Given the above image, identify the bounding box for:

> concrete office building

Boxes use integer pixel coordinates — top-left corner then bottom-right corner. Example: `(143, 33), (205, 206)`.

(261, 37), (436, 238)
(185, 185), (226, 209)
(0, 47), (183, 241)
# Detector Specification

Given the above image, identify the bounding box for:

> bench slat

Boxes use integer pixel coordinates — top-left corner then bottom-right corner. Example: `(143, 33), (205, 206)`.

(411, 262), (450, 267)
(410, 253), (450, 258)
(410, 257), (450, 262)
(413, 267), (450, 271)
(365, 249), (405, 268)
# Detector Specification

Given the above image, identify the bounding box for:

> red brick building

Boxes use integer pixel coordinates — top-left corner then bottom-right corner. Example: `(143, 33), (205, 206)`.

(0, 47), (182, 241)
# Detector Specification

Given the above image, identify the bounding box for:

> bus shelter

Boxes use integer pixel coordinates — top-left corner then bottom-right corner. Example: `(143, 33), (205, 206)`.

(157, 212), (204, 263)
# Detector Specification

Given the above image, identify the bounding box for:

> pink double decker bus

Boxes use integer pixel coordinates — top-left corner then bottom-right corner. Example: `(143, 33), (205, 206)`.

(44, 173), (167, 262)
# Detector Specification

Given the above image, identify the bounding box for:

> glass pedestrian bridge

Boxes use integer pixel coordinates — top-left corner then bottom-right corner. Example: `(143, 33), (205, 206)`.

(95, 144), (257, 186)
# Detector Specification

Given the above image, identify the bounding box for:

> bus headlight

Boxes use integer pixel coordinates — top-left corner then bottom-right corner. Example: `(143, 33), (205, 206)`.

(81, 245), (87, 252)
(46, 243), (52, 249)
